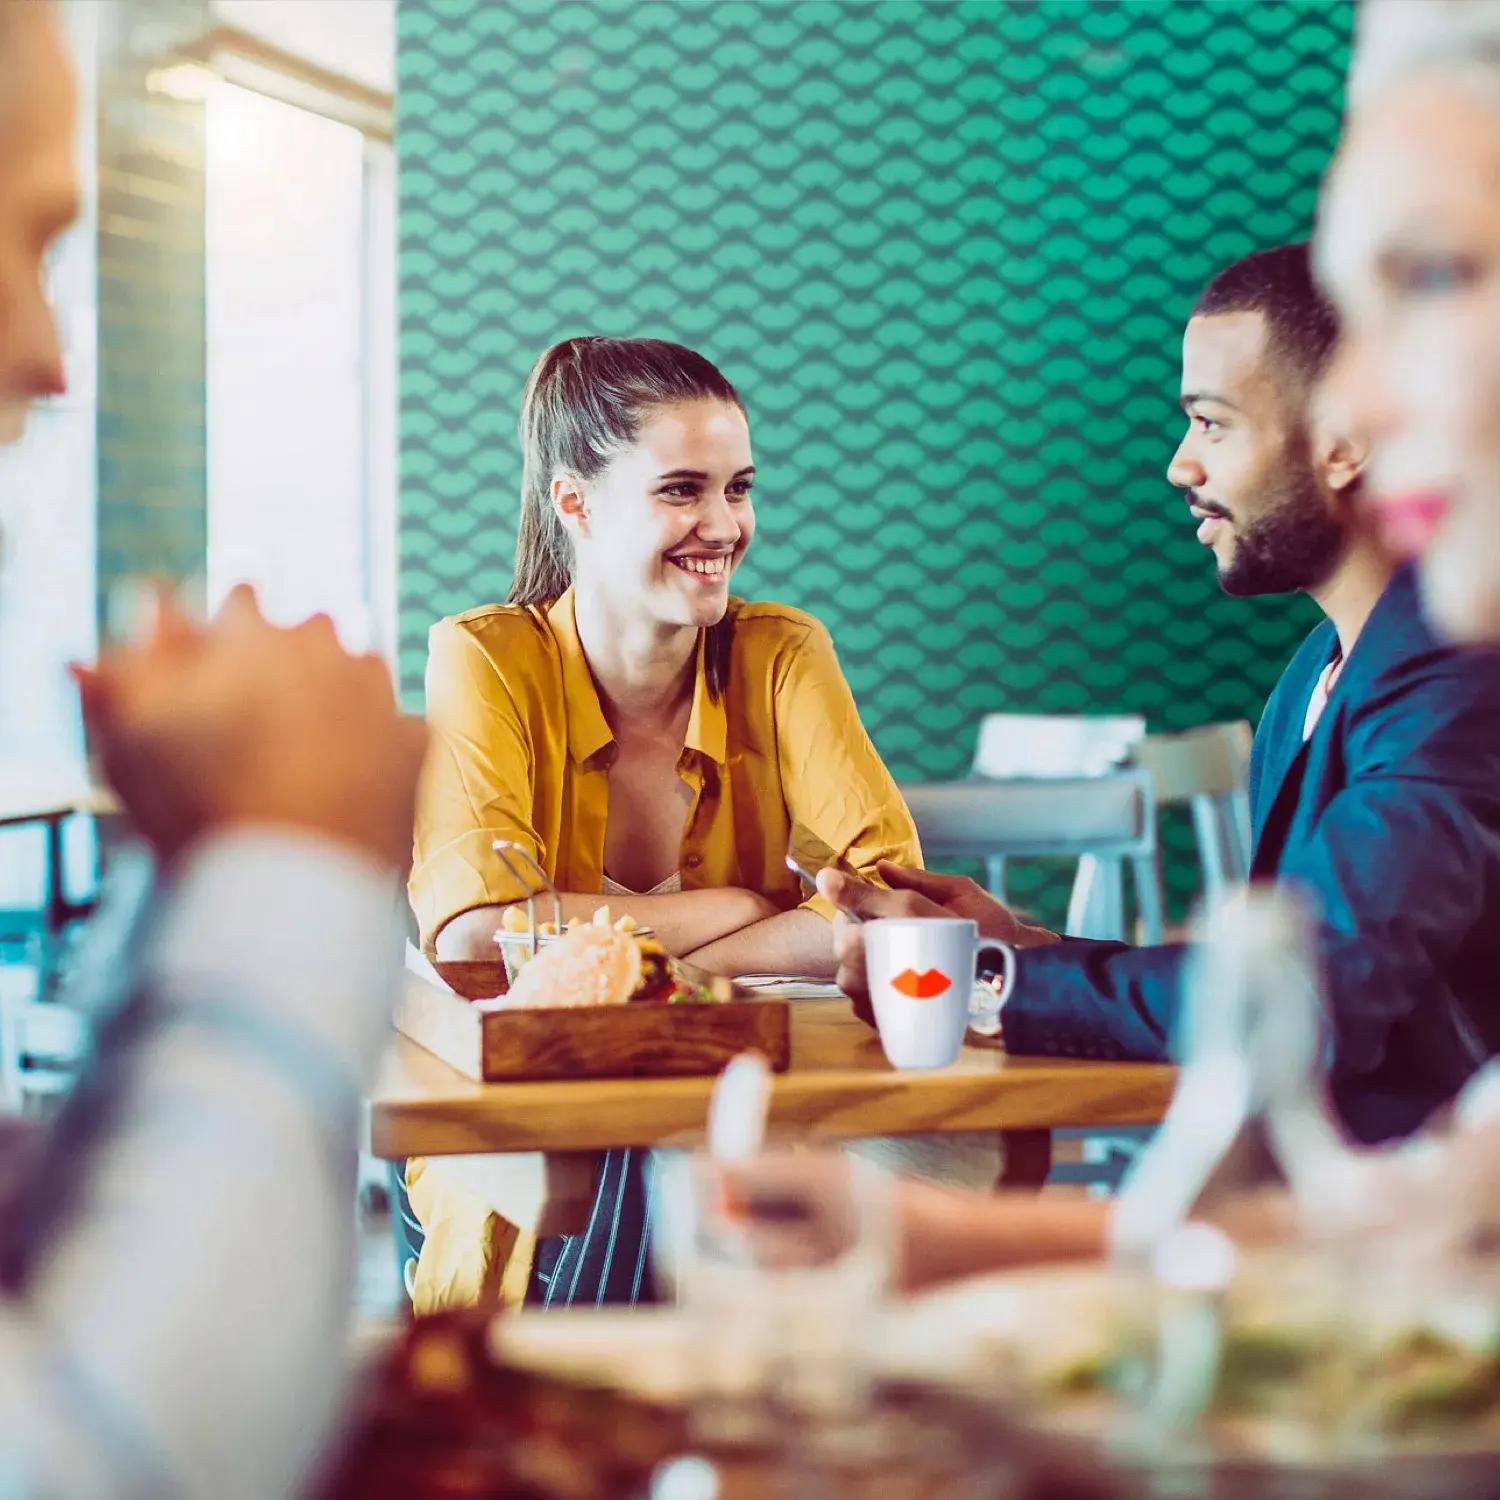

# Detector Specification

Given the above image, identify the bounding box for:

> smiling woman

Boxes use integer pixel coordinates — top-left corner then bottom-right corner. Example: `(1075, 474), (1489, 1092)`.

(405, 335), (921, 1312)
(508, 337), (747, 701)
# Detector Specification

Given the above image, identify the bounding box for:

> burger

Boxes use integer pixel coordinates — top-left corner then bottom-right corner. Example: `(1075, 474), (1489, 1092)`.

(500, 923), (723, 1010)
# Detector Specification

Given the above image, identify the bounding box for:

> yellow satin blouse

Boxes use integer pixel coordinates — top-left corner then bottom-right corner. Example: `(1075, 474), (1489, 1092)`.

(410, 590), (921, 951)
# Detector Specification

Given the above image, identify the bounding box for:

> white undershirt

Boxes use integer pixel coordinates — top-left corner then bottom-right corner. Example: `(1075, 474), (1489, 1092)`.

(601, 871), (682, 897)
(1302, 654), (1344, 742)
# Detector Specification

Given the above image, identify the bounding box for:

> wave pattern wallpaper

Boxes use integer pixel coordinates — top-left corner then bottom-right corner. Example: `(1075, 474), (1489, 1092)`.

(399, 0), (1353, 918)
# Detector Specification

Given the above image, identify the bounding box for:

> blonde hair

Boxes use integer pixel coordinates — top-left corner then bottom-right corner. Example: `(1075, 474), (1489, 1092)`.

(1350, 0), (1500, 110)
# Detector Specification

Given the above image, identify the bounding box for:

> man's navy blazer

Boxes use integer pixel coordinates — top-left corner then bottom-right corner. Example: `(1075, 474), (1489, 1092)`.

(1002, 566), (1500, 1144)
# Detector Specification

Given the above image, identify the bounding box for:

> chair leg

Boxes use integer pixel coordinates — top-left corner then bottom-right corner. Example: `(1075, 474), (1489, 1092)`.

(997, 1129), (1052, 1190)
(1065, 856), (1097, 937)
(1068, 856), (1125, 940)
(1228, 791), (1253, 880)
(1192, 796), (1227, 906)
(1131, 852), (1166, 945)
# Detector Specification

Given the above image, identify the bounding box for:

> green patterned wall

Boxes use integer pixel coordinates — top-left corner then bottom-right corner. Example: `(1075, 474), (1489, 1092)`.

(399, 0), (1352, 917)
(97, 0), (210, 636)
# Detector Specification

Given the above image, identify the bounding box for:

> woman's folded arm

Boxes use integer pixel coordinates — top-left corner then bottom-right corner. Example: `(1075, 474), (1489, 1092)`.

(433, 886), (779, 963)
(681, 907), (835, 979)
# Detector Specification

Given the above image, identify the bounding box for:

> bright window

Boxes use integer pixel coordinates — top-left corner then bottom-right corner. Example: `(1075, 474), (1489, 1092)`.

(205, 82), (387, 651)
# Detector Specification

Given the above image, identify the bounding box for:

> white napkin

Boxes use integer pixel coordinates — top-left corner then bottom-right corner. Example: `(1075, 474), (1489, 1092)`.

(735, 975), (845, 1001)
(403, 939), (453, 991)
(971, 713), (1146, 779)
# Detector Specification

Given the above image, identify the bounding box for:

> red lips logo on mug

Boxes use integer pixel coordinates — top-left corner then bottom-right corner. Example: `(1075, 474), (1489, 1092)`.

(890, 968), (953, 1000)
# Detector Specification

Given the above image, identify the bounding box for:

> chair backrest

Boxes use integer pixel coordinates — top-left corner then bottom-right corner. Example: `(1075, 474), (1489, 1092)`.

(1136, 721), (1254, 896)
(971, 714), (1146, 780)
(1134, 721), (1252, 804)
(901, 771), (1162, 943)
(900, 772), (1154, 862)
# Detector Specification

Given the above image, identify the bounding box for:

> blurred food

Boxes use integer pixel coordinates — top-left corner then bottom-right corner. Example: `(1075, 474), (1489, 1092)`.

(322, 1311), (1124, 1500)
(1351, 1328), (1500, 1440)
(496, 906), (657, 984)
(498, 923), (733, 1010)
(320, 1312), (684, 1500)
(925, 1254), (1500, 1459)
(504, 925), (643, 1010)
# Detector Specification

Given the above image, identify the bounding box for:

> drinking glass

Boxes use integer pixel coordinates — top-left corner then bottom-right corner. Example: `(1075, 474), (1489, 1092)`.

(650, 1148), (894, 1454)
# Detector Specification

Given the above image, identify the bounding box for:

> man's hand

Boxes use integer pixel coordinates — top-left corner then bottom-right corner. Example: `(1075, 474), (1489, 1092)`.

(817, 861), (1057, 1022)
(73, 585), (429, 872)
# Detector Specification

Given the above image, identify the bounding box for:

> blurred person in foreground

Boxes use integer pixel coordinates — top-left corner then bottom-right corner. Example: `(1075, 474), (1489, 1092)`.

(0, 3), (426, 1495)
(1305, 0), (1500, 1227)
(729, 233), (1500, 1292)
(1321, 0), (1500, 645)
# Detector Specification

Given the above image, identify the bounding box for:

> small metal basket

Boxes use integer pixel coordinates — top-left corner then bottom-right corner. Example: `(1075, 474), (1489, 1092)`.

(491, 840), (562, 959)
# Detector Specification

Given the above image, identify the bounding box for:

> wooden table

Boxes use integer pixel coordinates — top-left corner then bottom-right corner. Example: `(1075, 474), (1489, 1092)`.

(368, 999), (1176, 1187)
(0, 782), (117, 831)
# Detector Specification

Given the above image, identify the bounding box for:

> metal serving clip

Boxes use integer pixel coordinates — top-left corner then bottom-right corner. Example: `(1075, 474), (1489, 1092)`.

(491, 840), (562, 957)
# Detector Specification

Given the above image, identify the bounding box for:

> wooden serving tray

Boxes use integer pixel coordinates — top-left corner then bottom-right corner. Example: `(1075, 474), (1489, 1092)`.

(434, 958), (510, 1002)
(396, 963), (791, 1083)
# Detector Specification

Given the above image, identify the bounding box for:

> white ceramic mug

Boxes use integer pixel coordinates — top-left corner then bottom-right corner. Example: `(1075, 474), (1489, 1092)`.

(863, 918), (1009, 1070)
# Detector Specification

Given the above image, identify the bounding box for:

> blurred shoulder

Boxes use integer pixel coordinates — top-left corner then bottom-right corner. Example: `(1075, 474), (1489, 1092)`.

(427, 603), (562, 694)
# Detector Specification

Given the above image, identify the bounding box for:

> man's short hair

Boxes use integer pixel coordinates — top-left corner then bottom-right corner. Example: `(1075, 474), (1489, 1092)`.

(1191, 242), (1340, 387)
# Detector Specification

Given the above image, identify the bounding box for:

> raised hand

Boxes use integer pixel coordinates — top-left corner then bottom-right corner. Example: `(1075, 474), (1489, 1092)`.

(73, 585), (428, 872)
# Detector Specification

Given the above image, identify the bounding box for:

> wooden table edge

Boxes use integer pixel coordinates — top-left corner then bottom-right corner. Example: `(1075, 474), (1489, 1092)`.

(366, 1034), (1176, 1160)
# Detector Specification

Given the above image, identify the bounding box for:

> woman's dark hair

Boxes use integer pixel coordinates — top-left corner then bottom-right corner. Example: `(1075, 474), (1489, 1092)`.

(510, 336), (746, 699)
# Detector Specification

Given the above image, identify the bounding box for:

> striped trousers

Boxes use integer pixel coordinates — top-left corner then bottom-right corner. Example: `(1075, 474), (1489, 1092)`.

(531, 1147), (659, 1308)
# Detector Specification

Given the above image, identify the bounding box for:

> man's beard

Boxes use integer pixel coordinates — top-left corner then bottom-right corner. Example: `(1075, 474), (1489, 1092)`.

(1219, 462), (1347, 598)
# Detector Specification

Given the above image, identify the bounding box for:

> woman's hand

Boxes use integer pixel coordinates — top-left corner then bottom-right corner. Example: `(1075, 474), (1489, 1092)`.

(682, 906), (837, 979)
(76, 586), (427, 872)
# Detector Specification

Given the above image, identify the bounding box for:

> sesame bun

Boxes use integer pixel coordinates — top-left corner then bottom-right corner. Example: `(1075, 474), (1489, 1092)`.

(504, 924), (643, 1010)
